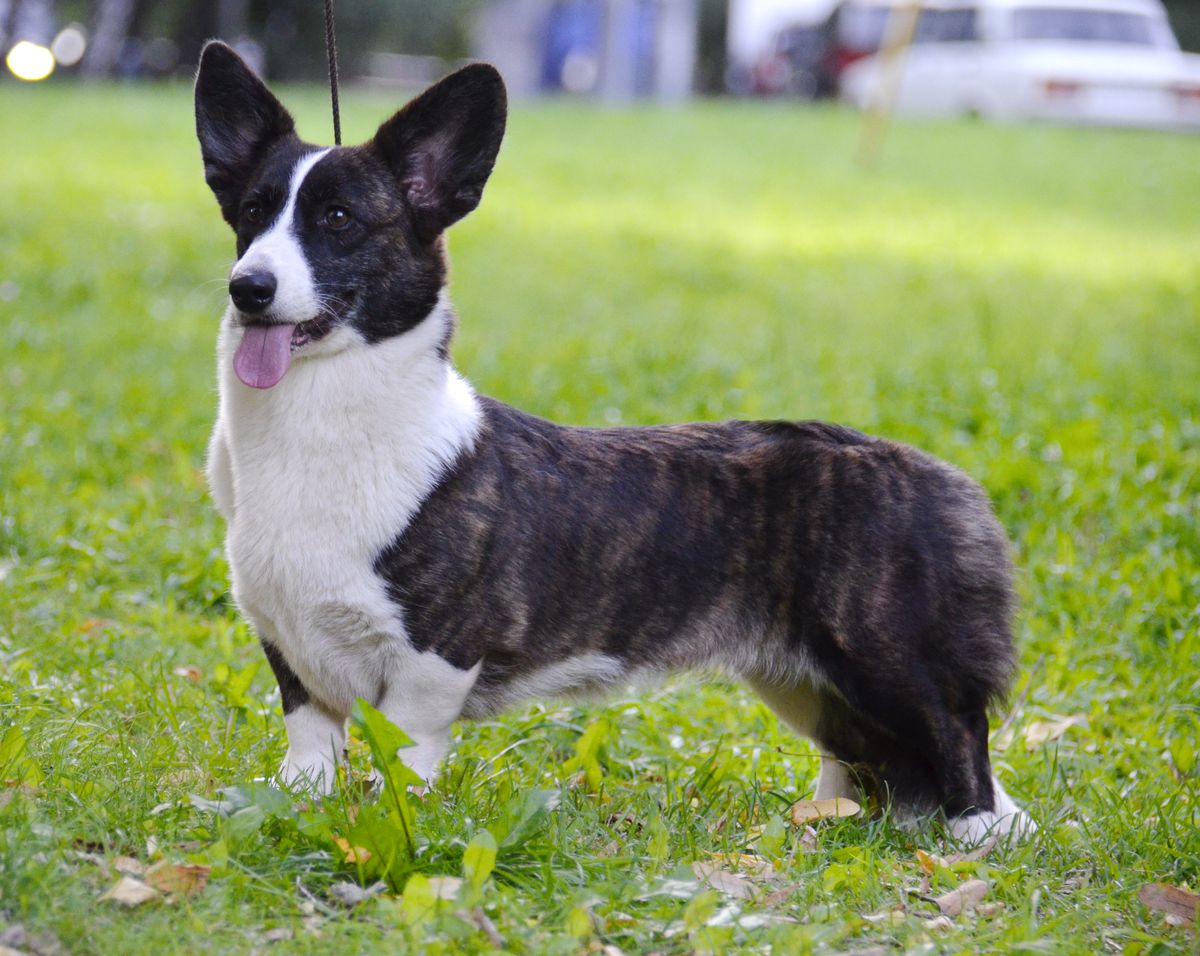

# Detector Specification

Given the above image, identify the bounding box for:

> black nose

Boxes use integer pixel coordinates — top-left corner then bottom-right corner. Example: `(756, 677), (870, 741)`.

(229, 272), (277, 313)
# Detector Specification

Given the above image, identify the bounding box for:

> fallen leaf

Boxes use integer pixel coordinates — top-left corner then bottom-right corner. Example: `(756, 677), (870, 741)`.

(916, 835), (996, 875)
(760, 885), (800, 907)
(924, 914), (955, 932)
(931, 878), (989, 917)
(332, 836), (372, 865)
(329, 882), (367, 907)
(144, 861), (211, 899)
(328, 880), (386, 908)
(1138, 883), (1199, 926)
(916, 849), (948, 874)
(427, 876), (463, 901)
(692, 862), (756, 900)
(863, 907), (907, 926)
(790, 798), (861, 825)
(98, 876), (160, 907)
(977, 901), (1005, 918)
(1022, 715), (1086, 749)
(706, 852), (774, 875)
(112, 855), (146, 876)
(172, 665), (202, 683)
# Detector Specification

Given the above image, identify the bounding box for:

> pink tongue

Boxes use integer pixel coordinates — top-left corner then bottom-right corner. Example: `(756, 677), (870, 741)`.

(234, 324), (295, 389)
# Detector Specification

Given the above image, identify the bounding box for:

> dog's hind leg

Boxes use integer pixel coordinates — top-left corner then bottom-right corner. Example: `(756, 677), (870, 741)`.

(375, 650), (482, 784)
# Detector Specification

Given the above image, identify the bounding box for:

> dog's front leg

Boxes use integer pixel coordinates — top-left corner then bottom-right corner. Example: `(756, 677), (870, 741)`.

(279, 703), (346, 793)
(375, 652), (483, 784)
(260, 639), (345, 793)
(205, 423), (235, 522)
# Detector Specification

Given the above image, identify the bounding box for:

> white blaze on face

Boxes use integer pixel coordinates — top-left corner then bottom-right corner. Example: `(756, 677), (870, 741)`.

(229, 148), (331, 389)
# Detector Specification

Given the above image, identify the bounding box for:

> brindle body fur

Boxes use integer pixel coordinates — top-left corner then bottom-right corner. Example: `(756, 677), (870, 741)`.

(376, 399), (1015, 818)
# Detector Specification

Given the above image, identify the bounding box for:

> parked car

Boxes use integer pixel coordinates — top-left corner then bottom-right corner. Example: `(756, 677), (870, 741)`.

(748, 1), (905, 98)
(839, 0), (1200, 130)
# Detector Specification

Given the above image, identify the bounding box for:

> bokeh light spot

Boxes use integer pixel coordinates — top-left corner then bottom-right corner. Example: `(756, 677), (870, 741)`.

(6, 41), (55, 82)
(51, 25), (88, 68)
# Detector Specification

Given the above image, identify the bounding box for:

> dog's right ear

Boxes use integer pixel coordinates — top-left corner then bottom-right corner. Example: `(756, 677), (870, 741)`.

(195, 41), (296, 227)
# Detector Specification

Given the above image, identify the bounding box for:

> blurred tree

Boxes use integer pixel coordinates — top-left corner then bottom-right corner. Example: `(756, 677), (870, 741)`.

(1163, 0), (1200, 52)
(695, 0), (728, 94)
(81, 0), (137, 76)
(248, 0), (482, 80)
(0, 0), (13, 51)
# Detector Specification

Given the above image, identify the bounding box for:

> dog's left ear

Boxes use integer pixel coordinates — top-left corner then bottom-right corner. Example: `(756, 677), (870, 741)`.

(374, 63), (507, 242)
(195, 41), (297, 227)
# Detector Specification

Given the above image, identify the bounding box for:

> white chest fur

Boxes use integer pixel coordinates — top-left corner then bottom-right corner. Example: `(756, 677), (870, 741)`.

(207, 298), (481, 711)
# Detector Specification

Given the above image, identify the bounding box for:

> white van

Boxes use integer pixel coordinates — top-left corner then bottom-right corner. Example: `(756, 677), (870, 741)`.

(839, 0), (1200, 130)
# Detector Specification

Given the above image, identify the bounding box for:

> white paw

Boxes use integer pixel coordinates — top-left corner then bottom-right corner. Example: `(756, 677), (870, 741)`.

(949, 807), (1037, 845)
(278, 751), (338, 795)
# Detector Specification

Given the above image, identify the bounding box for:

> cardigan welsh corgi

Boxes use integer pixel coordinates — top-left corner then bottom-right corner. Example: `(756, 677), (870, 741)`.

(194, 41), (1031, 842)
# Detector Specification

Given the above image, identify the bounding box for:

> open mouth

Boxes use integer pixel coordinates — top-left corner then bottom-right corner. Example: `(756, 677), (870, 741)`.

(233, 293), (356, 390)
(290, 316), (333, 351)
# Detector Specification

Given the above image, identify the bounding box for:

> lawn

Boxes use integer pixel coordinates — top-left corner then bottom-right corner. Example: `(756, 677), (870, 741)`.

(0, 81), (1197, 954)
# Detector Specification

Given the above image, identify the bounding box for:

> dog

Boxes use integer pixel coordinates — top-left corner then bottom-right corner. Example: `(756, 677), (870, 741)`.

(194, 41), (1030, 842)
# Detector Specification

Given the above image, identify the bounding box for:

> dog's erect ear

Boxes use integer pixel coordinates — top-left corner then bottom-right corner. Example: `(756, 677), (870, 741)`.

(194, 41), (296, 226)
(374, 63), (507, 242)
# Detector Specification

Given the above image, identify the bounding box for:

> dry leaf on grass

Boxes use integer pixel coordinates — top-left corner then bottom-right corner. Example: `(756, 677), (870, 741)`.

(328, 880), (386, 908)
(98, 876), (160, 907)
(112, 855), (146, 876)
(706, 852), (774, 875)
(789, 798), (861, 826)
(916, 849), (946, 875)
(144, 862), (211, 900)
(1138, 883), (1199, 926)
(930, 879), (989, 917)
(332, 836), (372, 865)
(0, 924), (61, 956)
(760, 885), (801, 907)
(171, 665), (202, 683)
(863, 906), (907, 926)
(1021, 715), (1086, 749)
(916, 836), (997, 874)
(828, 948), (890, 956)
(692, 861), (756, 900)
(427, 876), (463, 901)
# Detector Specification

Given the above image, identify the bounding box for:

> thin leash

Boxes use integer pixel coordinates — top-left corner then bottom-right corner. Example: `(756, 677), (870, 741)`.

(322, 0), (342, 145)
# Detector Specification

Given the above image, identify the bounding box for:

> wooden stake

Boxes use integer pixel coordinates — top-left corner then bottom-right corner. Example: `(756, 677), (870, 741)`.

(856, 1), (922, 169)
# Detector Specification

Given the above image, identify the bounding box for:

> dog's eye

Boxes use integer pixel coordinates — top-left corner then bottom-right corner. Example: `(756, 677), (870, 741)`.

(243, 202), (266, 225)
(322, 206), (352, 231)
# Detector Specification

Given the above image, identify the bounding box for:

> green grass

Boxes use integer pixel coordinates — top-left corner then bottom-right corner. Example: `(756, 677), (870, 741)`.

(1, 82), (1198, 954)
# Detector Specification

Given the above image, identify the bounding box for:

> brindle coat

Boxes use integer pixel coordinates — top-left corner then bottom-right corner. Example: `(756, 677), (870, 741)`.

(374, 399), (1015, 817)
